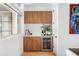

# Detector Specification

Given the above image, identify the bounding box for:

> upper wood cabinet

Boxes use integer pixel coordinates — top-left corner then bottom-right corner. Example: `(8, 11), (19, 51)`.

(24, 11), (52, 24)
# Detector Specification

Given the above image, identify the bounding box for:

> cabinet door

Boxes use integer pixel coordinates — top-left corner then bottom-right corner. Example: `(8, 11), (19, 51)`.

(32, 37), (41, 51)
(41, 11), (52, 24)
(32, 11), (37, 23)
(23, 37), (33, 52)
(24, 11), (27, 23)
(47, 11), (52, 24)
(24, 11), (52, 24)
(24, 11), (33, 23)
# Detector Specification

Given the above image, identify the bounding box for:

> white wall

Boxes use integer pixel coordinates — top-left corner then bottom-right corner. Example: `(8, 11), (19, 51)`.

(52, 3), (59, 56)
(19, 4), (24, 36)
(25, 24), (42, 36)
(0, 34), (23, 56)
(57, 3), (79, 56)
(24, 3), (52, 11)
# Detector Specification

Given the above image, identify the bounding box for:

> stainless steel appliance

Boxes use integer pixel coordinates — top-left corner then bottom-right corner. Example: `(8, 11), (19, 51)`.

(41, 36), (53, 51)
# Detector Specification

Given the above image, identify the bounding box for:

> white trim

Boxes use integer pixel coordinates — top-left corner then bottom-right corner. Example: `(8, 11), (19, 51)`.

(0, 11), (11, 14)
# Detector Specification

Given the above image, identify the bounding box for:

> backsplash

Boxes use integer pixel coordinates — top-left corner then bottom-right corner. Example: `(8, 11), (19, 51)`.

(24, 24), (52, 36)
(24, 24), (42, 36)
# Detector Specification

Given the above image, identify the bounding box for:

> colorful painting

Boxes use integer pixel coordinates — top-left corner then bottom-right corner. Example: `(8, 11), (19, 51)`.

(70, 4), (79, 34)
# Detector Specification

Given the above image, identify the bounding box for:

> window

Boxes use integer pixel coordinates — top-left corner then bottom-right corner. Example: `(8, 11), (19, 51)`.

(0, 4), (20, 39)
(0, 11), (12, 38)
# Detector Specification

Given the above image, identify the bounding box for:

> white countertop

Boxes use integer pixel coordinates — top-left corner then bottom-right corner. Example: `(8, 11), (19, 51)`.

(24, 35), (41, 37)
(24, 35), (52, 37)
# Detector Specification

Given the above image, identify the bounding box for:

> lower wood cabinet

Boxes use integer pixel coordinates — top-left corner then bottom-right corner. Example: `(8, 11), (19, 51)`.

(23, 37), (32, 51)
(23, 37), (41, 52)
(32, 37), (41, 51)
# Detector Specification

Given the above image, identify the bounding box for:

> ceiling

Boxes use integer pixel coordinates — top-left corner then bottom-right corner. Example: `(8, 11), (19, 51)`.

(0, 5), (8, 11)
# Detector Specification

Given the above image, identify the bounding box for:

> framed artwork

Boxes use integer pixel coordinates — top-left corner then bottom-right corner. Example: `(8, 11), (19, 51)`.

(70, 4), (79, 34)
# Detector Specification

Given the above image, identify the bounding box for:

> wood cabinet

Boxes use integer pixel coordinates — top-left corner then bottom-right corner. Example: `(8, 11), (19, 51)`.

(24, 12), (33, 23)
(23, 37), (41, 52)
(23, 37), (33, 51)
(32, 37), (41, 51)
(24, 11), (52, 24)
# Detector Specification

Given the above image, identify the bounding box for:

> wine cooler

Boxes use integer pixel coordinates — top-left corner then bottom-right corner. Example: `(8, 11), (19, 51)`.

(41, 37), (53, 51)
